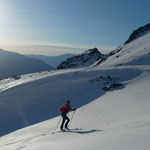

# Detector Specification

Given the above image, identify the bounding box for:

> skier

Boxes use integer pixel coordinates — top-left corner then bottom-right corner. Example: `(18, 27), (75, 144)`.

(60, 100), (76, 131)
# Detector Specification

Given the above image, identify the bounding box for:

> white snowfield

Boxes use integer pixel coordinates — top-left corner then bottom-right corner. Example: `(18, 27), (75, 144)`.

(0, 65), (150, 150)
(0, 32), (150, 150)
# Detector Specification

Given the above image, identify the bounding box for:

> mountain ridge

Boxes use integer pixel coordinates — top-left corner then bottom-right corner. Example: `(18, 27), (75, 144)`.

(57, 48), (104, 69)
(125, 22), (150, 44)
(26, 53), (74, 68)
(94, 22), (150, 67)
(0, 48), (53, 79)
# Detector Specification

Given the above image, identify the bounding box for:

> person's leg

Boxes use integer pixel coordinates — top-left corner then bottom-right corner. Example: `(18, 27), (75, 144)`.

(65, 115), (70, 128)
(60, 113), (66, 130)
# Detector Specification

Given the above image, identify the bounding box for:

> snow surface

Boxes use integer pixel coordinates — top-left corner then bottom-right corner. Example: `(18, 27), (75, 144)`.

(0, 64), (145, 135)
(0, 65), (150, 150)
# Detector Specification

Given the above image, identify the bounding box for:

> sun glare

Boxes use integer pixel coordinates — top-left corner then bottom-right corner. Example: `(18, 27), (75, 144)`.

(0, 1), (10, 14)
(0, 1), (11, 25)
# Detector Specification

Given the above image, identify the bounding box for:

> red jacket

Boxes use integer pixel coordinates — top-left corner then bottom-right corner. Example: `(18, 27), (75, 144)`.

(60, 103), (74, 113)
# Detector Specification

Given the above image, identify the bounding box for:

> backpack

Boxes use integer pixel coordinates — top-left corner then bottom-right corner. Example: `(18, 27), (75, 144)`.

(60, 105), (66, 112)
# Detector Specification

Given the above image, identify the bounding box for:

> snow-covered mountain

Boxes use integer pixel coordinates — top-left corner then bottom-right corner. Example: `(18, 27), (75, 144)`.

(0, 49), (53, 79)
(125, 22), (150, 44)
(0, 23), (150, 150)
(57, 48), (104, 69)
(26, 53), (74, 68)
(94, 23), (150, 67)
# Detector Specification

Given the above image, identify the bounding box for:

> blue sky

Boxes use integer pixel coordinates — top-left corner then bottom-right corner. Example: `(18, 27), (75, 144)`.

(0, 0), (150, 56)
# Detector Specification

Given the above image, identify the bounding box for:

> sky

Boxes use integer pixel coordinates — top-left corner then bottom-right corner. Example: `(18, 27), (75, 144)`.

(0, 0), (150, 56)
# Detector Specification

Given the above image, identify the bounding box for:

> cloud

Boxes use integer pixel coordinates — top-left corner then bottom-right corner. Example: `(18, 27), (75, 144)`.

(0, 41), (115, 56)
(0, 43), (86, 56)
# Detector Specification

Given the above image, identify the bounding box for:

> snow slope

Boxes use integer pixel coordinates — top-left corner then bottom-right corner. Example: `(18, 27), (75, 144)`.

(124, 22), (150, 44)
(96, 31), (150, 67)
(0, 65), (150, 150)
(0, 65), (143, 136)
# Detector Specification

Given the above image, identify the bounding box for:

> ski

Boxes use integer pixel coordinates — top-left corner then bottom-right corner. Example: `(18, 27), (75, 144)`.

(52, 128), (83, 134)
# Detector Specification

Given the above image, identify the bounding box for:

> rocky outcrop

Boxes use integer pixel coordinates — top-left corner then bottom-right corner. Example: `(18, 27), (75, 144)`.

(57, 48), (104, 69)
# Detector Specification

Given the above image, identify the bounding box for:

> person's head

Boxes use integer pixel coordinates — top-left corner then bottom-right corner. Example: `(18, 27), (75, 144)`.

(66, 100), (70, 104)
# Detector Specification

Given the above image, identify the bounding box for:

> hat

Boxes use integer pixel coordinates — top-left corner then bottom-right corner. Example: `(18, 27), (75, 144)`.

(66, 100), (70, 103)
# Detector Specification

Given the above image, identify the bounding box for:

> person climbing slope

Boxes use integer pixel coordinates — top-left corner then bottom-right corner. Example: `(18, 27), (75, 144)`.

(60, 100), (76, 131)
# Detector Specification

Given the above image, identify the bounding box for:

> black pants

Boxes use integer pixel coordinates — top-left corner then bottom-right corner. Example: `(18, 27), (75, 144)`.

(60, 113), (70, 129)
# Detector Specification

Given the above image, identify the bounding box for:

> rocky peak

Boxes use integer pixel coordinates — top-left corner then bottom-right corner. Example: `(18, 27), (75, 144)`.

(84, 47), (100, 54)
(57, 48), (104, 69)
(125, 23), (150, 44)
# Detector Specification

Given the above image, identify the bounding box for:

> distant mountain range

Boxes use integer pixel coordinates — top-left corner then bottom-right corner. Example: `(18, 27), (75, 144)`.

(0, 49), (53, 79)
(1, 23), (150, 80)
(26, 53), (74, 68)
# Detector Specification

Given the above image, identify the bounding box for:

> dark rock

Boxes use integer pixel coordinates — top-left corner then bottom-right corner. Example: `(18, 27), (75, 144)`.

(102, 83), (123, 91)
(57, 48), (104, 69)
(11, 75), (21, 80)
(95, 46), (122, 66)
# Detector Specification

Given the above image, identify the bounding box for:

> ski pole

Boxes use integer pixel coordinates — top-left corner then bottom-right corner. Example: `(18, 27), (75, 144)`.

(52, 116), (61, 134)
(69, 110), (76, 127)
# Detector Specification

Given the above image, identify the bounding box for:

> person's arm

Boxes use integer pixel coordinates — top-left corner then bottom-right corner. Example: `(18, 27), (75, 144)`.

(70, 105), (76, 111)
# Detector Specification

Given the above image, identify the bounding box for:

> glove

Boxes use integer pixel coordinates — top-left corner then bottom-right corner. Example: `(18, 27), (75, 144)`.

(74, 108), (76, 111)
